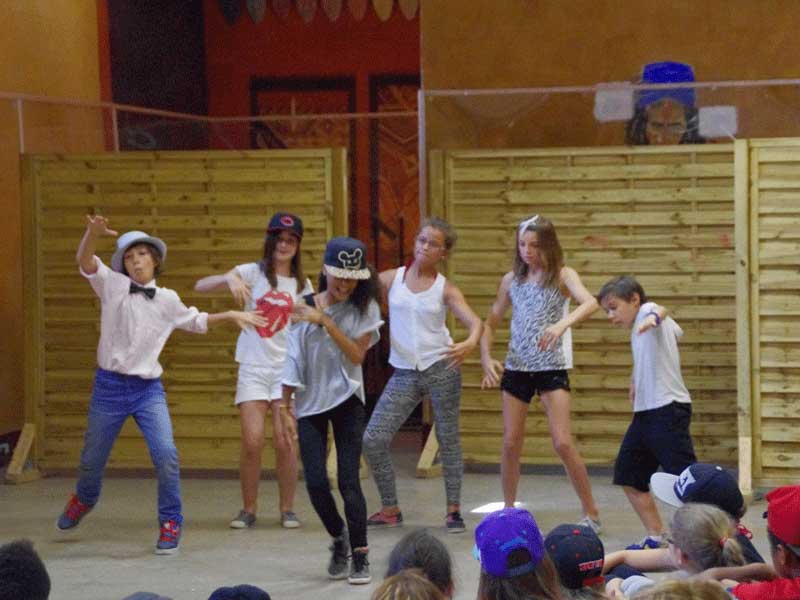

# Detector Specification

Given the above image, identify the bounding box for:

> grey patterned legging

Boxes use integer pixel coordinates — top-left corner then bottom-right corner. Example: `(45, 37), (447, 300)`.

(363, 359), (463, 507)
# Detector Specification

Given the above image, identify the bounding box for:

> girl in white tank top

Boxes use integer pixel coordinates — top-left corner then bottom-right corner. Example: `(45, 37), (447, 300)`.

(363, 218), (483, 531)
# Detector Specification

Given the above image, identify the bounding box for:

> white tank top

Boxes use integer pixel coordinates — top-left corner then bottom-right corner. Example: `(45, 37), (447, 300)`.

(388, 266), (454, 370)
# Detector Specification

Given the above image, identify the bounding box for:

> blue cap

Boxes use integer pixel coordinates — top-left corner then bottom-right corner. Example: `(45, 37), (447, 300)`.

(637, 61), (696, 109)
(651, 463), (744, 518)
(208, 585), (270, 600)
(323, 237), (370, 280)
(475, 508), (545, 578)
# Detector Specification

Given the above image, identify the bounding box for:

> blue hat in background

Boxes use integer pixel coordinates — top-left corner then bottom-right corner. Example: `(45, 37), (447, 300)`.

(545, 523), (605, 590)
(637, 61), (696, 109)
(323, 237), (371, 280)
(651, 463), (744, 519)
(474, 507), (545, 578)
(208, 584), (270, 600)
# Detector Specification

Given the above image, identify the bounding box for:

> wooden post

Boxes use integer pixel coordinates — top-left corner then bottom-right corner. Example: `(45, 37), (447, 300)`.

(733, 139), (753, 498)
(5, 424), (42, 483)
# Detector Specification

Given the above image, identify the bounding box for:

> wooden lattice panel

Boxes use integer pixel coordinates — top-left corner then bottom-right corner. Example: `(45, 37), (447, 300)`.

(22, 149), (348, 471)
(430, 145), (738, 467)
(746, 139), (800, 486)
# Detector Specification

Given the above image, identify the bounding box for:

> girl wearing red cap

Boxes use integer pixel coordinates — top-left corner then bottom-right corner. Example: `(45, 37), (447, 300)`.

(195, 212), (312, 530)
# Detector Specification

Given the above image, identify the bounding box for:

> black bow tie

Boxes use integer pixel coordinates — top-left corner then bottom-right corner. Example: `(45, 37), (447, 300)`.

(129, 282), (156, 299)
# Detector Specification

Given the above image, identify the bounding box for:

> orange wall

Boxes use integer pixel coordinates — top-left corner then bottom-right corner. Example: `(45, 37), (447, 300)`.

(0, 2), (105, 431)
(204, 0), (420, 240)
(421, 1), (800, 147)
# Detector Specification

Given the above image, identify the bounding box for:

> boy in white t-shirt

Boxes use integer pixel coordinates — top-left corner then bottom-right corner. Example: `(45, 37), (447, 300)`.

(597, 275), (697, 550)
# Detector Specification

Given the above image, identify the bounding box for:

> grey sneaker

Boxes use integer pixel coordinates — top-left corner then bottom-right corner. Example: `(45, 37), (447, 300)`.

(229, 510), (256, 529)
(578, 515), (602, 535)
(281, 511), (301, 529)
(348, 550), (371, 585)
(328, 534), (350, 580)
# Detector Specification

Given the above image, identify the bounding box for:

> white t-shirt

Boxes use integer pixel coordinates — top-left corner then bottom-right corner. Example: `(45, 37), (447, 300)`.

(234, 262), (312, 367)
(631, 301), (691, 412)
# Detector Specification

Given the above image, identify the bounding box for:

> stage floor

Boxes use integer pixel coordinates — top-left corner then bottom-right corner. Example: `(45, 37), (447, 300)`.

(1, 450), (769, 600)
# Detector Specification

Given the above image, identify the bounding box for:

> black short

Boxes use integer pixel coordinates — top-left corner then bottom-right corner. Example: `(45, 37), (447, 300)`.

(613, 401), (697, 492)
(500, 369), (570, 404)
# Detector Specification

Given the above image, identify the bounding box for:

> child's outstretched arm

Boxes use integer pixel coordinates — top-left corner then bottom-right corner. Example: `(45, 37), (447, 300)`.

(480, 272), (513, 389)
(442, 281), (483, 369)
(76, 214), (118, 274)
(637, 304), (668, 335)
(602, 548), (676, 574)
(194, 268), (252, 307)
(692, 563), (777, 583)
(207, 310), (267, 330)
(539, 266), (599, 351)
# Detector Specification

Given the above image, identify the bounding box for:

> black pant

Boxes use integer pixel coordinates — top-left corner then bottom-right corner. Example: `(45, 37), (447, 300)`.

(297, 395), (367, 550)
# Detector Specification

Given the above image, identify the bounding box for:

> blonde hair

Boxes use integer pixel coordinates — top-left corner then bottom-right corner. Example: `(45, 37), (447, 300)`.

(372, 568), (446, 600)
(670, 503), (744, 571)
(631, 579), (729, 600)
(513, 215), (564, 289)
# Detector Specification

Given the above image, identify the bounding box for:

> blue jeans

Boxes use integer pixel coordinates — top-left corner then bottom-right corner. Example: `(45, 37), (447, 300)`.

(75, 368), (182, 524)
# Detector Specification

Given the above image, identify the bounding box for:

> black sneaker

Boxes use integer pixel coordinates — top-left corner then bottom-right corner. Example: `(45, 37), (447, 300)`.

(446, 511), (466, 534)
(348, 550), (371, 585)
(327, 534), (349, 580)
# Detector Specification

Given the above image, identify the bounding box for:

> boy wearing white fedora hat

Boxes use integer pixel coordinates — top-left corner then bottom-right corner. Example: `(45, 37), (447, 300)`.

(55, 214), (266, 555)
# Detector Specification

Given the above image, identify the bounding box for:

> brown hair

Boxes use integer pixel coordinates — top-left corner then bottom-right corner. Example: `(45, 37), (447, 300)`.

(418, 217), (457, 251)
(632, 579), (729, 600)
(477, 549), (563, 600)
(670, 503), (744, 572)
(259, 230), (305, 295)
(513, 216), (564, 289)
(372, 569), (445, 600)
(122, 242), (162, 277)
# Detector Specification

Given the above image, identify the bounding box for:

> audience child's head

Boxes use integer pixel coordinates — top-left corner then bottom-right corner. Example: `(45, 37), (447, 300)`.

(513, 214), (564, 288)
(386, 529), (454, 597)
(372, 568), (445, 600)
(544, 524), (606, 599)
(260, 211), (305, 292)
(650, 463), (746, 520)
(207, 584), (270, 600)
(630, 579), (729, 600)
(763, 485), (800, 578)
(318, 237), (379, 314)
(475, 508), (563, 600)
(596, 276), (648, 329)
(0, 539), (50, 600)
(669, 503), (744, 572)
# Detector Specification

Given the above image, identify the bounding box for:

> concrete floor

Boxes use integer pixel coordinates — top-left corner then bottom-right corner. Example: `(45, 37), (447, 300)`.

(1, 450), (770, 600)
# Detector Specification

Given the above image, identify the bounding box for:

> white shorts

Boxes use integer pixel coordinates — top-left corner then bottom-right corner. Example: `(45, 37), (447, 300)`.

(235, 363), (284, 405)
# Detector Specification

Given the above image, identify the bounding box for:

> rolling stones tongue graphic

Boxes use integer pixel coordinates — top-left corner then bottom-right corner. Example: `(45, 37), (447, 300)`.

(254, 290), (293, 338)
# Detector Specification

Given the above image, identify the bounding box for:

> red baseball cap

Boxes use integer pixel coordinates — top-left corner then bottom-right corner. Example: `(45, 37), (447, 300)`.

(765, 485), (800, 548)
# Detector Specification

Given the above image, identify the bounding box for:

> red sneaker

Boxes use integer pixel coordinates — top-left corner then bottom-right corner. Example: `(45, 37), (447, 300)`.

(56, 494), (93, 531)
(366, 510), (403, 528)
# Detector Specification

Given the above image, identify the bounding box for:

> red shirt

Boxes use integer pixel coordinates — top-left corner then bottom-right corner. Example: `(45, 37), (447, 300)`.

(731, 577), (800, 599)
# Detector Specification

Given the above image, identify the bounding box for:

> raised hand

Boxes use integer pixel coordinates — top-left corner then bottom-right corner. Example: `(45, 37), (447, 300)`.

(85, 214), (118, 237)
(291, 302), (324, 325)
(230, 310), (267, 330)
(443, 339), (476, 369)
(481, 358), (505, 389)
(225, 271), (252, 307)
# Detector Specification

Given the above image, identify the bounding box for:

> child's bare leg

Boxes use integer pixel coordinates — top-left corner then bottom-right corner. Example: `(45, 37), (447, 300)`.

(623, 486), (664, 535)
(501, 392), (529, 507)
(271, 400), (298, 513)
(541, 389), (599, 520)
(239, 401), (269, 514)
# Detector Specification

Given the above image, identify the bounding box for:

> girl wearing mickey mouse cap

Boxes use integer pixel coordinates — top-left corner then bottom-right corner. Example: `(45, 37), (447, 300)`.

(281, 236), (383, 585)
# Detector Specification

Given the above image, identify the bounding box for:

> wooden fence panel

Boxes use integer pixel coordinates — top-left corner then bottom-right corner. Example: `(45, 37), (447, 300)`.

(435, 145), (739, 468)
(22, 149), (348, 472)
(747, 139), (800, 486)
